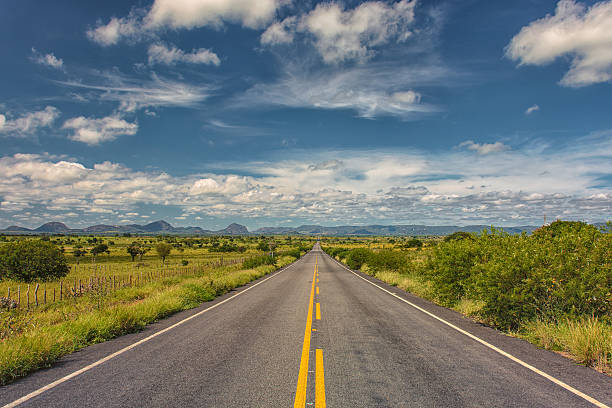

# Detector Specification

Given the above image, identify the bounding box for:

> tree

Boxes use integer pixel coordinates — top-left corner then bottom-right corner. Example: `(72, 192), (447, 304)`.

(91, 243), (109, 262)
(257, 241), (269, 252)
(73, 248), (86, 264)
(155, 242), (173, 264)
(126, 242), (141, 262)
(0, 240), (70, 282)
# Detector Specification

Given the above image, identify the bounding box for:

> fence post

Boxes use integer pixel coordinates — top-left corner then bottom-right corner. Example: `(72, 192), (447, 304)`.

(60, 281), (63, 301)
(26, 285), (30, 309)
(53, 287), (56, 302)
(35, 284), (39, 307)
(44, 285), (47, 304)
(7, 287), (10, 300)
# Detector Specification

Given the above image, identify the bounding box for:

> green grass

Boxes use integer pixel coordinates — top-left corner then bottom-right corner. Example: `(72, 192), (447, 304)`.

(0, 255), (296, 385)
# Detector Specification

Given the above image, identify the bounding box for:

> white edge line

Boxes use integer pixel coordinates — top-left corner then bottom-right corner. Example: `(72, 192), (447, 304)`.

(324, 253), (610, 408)
(3, 259), (302, 408)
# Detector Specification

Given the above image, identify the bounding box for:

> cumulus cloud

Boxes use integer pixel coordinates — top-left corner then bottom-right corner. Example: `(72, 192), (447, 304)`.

(148, 43), (220, 66)
(88, 0), (284, 45)
(31, 48), (64, 69)
(299, 0), (416, 64)
(62, 115), (138, 145)
(506, 0), (612, 87)
(0, 106), (60, 137)
(260, 0), (416, 64)
(525, 104), (540, 115)
(0, 135), (611, 226)
(459, 140), (509, 155)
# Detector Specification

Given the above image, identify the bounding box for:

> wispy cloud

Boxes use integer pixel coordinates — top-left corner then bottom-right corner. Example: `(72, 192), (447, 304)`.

(459, 140), (510, 155)
(148, 43), (220, 66)
(57, 71), (214, 112)
(525, 104), (540, 115)
(30, 48), (64, 70)
(0, 106), (60, 137)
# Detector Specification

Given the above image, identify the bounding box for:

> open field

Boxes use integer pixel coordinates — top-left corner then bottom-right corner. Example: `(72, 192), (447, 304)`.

(321, 221), (612, 375)
(0, 234), (313, 384)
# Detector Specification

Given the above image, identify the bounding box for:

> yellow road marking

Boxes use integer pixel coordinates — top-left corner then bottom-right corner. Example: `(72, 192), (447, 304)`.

(316, 286), (319, 295)
(315, 349), (326, 408)
(294, 256), (317, 408)
(316, 303), (321, 320)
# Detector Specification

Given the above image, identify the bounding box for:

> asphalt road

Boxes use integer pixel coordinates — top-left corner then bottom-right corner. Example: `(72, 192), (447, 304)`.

(1, 244), (611, 407)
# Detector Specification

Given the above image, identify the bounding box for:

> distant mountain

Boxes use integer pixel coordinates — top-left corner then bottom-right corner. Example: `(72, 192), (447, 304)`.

(218, 223), (249, 235)
(1, 220), (546, 236)
(34, 222), (71, 233)
(140, 220), (174, 232)
(253, 224), (540, 236)
(1, 220), (249, 235)
(3, 225), (32, 232)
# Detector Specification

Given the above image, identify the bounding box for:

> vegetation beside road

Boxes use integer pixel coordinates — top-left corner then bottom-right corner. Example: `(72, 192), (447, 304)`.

(0, 234), (312, 385)
(323, 221), (612, 374)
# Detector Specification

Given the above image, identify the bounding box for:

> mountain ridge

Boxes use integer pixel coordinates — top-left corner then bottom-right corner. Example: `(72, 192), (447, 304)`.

(0, 220), (548, 236)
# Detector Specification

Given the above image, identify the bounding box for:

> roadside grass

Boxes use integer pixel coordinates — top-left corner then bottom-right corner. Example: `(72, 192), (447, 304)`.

(0, 255), (296, 385)
(522, 317), (612, 373)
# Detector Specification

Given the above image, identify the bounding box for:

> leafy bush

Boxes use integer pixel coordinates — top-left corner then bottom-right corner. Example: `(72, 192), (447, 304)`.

(443, 231), (475, 242)
(404, 238), (423, 248)
(427, 225), (611, 330)
(0, 240), (70, 282)
(366, 249), (408, 273)
(345, 248), (372, 270)
(242, 255), (276, 269)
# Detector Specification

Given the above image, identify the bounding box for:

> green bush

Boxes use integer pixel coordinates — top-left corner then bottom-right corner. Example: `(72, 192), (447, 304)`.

(0, 240), (70, 283)
(242, 255), (276, 269)
(345, 248), (372, 270)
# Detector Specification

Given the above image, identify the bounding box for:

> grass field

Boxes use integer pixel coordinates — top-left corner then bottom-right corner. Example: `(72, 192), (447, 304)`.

(0, 234), (312, 384)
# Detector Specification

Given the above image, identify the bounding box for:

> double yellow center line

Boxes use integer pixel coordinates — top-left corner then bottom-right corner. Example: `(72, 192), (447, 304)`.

(294, 255), (326, 408)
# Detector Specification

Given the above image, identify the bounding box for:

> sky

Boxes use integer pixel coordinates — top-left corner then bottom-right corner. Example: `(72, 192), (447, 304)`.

(0, 0), (611, 230)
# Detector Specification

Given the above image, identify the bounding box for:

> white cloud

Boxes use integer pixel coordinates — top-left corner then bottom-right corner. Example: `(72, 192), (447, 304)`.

(297, 0), (416, 64)
(62, 115), (138, 145)
(506, 0), (612, 87)
(88, 0), (284, 45)
(58, 72), (213, 112)
(459, 140), (510, 155)
(1, 133), (610, 226)
(148, 43), (220, 66)
(87, 15), (141, 46)
(0, 106), (60, 136)
(261, 17), (296, 45)
(525, 104), (540, 115)
(239, 64), (440, 119)
(31, 48), (64, 69)
(146, 0), (281, 29)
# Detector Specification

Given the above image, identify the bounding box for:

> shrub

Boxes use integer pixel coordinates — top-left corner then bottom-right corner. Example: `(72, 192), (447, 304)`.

(242, 255), (276, 269)
(345, 248), (372, 270)
(0, 240), (70, 282)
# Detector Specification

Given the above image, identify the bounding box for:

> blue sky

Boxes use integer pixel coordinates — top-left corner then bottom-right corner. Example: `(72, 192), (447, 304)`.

(1, 0), (611, 230)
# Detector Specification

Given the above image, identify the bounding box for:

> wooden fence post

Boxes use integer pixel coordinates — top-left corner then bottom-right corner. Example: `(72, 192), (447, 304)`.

(44, 285), (47, 304)
(35, 284), (39, 307)
(60, 281), (63, 301)
(26, 285), (30, 309)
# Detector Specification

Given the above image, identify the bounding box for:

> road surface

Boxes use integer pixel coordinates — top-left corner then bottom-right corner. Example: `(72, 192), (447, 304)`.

(1, 244), (611, 407)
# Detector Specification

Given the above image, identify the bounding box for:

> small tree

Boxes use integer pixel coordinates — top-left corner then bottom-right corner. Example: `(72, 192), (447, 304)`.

(73, 248), (86, 264)
(155, 242), (173, 264)
(257, 241), (269, 252)
(127, 242), (141, 262)
(91, 243), (109, 263)
(0, 240), (70, 282)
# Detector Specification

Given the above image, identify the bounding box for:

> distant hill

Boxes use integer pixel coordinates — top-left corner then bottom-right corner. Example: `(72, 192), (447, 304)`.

(1, 220), (548, 236)
(1, 220), (248, 235)
(34, 222), (71, 233)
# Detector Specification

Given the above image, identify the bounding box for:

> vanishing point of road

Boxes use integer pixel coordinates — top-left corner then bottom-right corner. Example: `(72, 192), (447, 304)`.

(1, 244), (611, 407)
